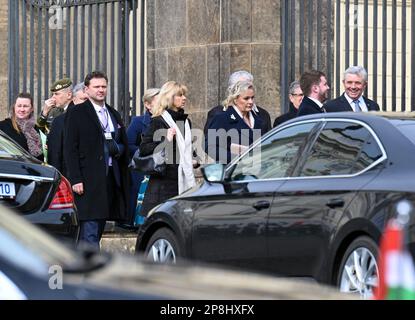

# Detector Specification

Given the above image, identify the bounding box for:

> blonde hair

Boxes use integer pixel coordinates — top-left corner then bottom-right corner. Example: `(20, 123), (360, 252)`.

(222, 80), (255, 109)
(151, 81), (188, 117)
(142, 88), (160, 104)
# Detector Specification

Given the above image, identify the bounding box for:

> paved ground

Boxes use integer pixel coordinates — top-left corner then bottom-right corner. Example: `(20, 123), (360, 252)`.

(100, 222), (137, 254)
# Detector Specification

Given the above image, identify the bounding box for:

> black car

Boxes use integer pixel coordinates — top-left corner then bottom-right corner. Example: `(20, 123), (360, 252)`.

(0, 130), (79, 241)
(0, 203), (347, 300)
(136, 112), (415, 299)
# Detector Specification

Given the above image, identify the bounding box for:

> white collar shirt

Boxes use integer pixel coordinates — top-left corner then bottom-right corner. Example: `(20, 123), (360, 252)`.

(344, 93), (368, 112)
(92, 101), (115, 132)
(232, 105), (255, 129)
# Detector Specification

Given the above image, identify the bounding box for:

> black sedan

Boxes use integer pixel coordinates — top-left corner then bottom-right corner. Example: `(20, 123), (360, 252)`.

(0, 130), (79, 241)
(136, 112), (415, 299)
(0, 203), (347, 299)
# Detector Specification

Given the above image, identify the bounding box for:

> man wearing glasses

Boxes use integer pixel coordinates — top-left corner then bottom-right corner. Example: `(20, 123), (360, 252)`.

(273, 81), (304, 127)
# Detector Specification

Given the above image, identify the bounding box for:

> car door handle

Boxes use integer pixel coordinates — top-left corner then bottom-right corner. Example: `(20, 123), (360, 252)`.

(253, 200), (271, 211)
(326, 198), (345, 209)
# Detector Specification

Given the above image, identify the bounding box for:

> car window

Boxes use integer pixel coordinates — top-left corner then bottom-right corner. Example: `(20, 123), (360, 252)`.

(230, 122), (317, 181)
(0, 133), (29, 159)
(299, 121), (379, 177)
(355, 134), (383, 171)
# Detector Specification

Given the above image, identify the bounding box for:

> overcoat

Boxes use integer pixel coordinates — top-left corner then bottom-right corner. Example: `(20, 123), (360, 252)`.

(64, 99), (129, 221)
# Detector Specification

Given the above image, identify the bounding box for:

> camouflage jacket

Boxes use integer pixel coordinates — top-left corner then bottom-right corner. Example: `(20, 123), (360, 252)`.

(37, 107), (65, 134)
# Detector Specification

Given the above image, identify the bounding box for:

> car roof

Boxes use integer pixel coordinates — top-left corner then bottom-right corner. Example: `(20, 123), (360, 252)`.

(280, 111), (415, 128)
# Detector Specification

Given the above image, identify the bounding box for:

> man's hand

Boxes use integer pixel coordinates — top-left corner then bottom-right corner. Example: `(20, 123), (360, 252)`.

(42, 98), (56, 116)
(72, 183), (84, 195)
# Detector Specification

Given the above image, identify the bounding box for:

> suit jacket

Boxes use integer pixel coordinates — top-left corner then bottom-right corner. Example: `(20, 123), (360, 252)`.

(47, 102), (75, 176)
(204, 104), (271, 136)
(64, 99), (129, 221)
(324, 94), (380, 112)
(273, 103), (298, 127)
(205, 107), (265, 164)
(297, 96), (325, 117)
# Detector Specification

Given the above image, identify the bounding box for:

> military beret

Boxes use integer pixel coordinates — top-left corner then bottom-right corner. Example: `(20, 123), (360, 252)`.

(50, 78), (72, 92)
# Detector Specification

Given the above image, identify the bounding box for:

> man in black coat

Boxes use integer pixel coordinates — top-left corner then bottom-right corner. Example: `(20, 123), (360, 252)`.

(273, 81), (303, 127)
(297, 70), (330, 117)
(47, 82), (88, 176)
(203, 70), (272, 136)
(324, 66), (380, 112)
(64, 71), (129, 249)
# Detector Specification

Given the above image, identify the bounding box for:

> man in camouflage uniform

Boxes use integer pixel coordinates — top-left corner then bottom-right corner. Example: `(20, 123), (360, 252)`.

(37, 78), (73, 134)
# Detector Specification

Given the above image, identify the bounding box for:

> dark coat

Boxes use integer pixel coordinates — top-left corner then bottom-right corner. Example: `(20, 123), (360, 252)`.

(205, 106), (265, 164)
(297, 96), (326, 117)
(126, 111), (152, 222)
(204, 104), (272, 136)
(63, 99), (129, 221)
(273, 103), (298, 128)
(139, 109), (190, 216)
(47, 102), (75, 176)
(0, 118), (44, 161)
(126, 111), (152, 158)
(323, 93), (380, 112)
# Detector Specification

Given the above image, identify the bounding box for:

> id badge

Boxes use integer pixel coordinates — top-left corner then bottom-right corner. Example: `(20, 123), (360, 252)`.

(104, 132), (112, 140)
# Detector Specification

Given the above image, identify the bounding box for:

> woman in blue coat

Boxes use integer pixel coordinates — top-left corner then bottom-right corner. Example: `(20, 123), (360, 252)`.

(125, 88), (159, 228)
(205, 81), (265, 164)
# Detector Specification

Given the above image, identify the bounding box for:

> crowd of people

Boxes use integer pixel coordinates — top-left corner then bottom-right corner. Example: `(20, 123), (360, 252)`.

(0, 65), (380, 250)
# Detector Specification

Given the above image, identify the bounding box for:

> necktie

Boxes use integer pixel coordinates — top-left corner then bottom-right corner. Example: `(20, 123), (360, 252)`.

(353, 100), (361, 112)
(98, 108), (109, 131)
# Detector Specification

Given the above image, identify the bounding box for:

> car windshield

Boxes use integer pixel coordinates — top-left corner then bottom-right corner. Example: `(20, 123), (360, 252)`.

(0, 132), (31, 159)
(0, 205), (80, 277)
(393, 122), (415, 145)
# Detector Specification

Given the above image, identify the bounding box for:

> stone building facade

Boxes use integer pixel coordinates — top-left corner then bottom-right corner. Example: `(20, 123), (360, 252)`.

(0, 0), (8, 120)
(146, 0), (282, 129)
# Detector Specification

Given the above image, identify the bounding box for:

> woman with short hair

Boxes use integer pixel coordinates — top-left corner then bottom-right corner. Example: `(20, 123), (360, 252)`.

(205, 80), (265, 164)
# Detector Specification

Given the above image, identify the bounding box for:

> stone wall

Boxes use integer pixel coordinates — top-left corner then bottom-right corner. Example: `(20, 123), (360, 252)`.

(0, 0), (8, 119)
(146, 0), (281, 129)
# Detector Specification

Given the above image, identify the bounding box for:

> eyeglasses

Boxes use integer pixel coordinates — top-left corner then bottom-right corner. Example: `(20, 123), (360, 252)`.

(290, 93), (304, 97)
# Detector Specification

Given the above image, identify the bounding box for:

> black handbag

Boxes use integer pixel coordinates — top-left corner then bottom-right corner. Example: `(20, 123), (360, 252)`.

(129, 148), (166, 176)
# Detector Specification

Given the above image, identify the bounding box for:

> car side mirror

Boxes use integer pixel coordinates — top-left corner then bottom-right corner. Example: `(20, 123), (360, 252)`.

(201, 164), (226, 183)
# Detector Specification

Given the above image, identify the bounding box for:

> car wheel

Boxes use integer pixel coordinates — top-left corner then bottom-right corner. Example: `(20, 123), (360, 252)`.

(145, 228), (180, 264)
(337, 236), (379, 299)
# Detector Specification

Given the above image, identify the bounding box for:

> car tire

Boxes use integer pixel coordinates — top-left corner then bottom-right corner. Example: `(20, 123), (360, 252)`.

(145, 228), (181, 264)
(337, 236), (379, 299)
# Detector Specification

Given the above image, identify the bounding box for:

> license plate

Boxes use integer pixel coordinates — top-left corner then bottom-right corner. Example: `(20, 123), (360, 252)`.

(0, 182), (16, 198)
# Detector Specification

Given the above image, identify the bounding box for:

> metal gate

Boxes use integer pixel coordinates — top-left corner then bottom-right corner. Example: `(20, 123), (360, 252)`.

(8, 0), (145, 124)
(281, 0), (415, 112)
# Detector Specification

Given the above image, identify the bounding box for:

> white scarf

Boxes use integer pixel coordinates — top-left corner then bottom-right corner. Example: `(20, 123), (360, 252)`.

(161, 111), (196, 194)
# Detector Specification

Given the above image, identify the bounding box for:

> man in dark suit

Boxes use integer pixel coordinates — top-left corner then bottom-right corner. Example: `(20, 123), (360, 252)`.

(273, 81), (303, 127)
(47, 82), (88, 176)
(64, 71), (129, 249)
(324, 66), (380, 112)
(203, 70), (271, 136)
(297, 70), (330, 117)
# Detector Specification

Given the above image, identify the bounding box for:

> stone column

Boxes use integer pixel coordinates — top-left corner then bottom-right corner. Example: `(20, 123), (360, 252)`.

(146, 0), (281, 129)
